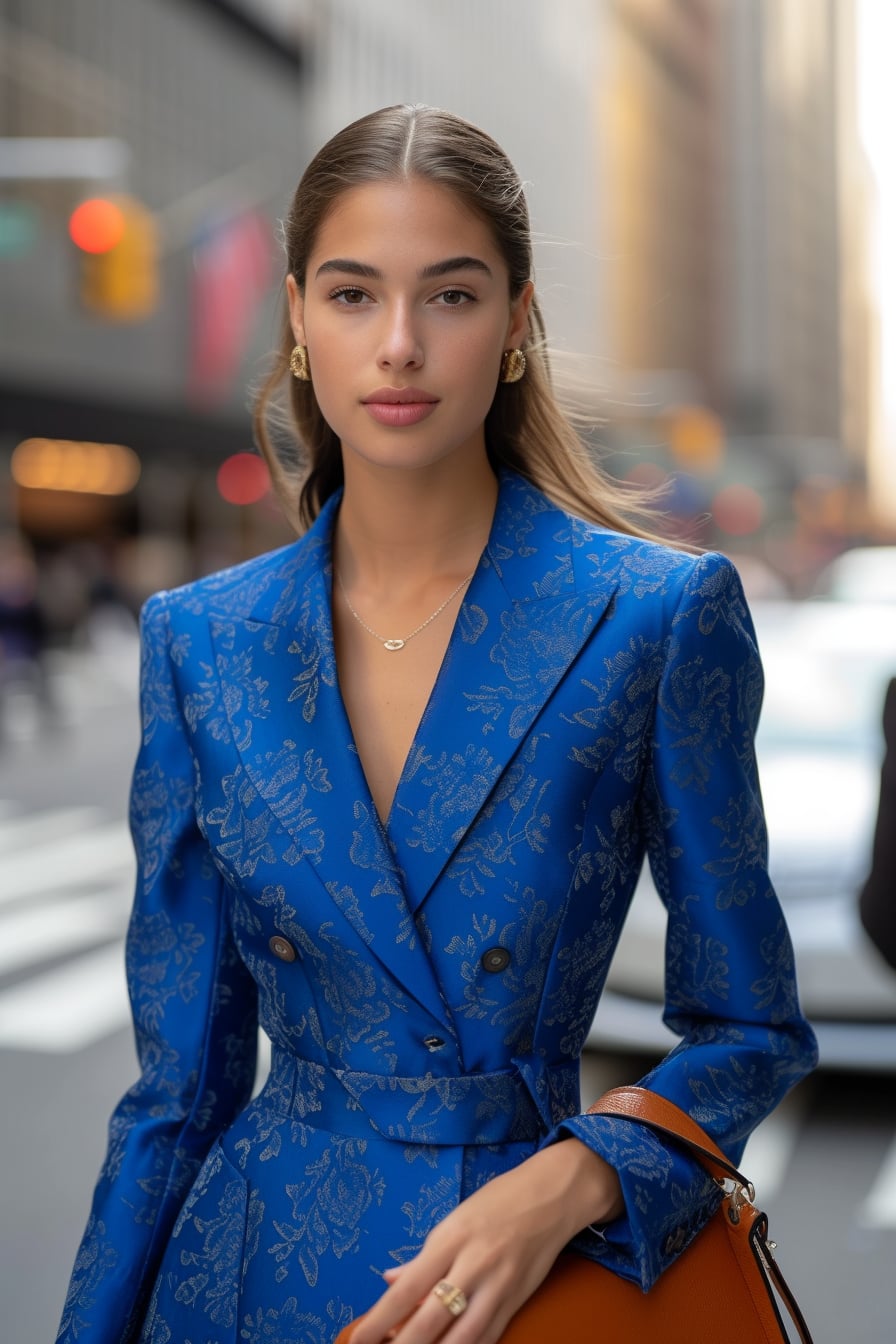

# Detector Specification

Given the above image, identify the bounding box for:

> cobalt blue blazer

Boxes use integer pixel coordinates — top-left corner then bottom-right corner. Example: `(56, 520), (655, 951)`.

(58, 470), (817, 1344)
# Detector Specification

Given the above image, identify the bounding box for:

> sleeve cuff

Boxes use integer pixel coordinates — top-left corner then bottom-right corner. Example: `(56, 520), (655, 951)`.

(540, 1113), (723, 1291)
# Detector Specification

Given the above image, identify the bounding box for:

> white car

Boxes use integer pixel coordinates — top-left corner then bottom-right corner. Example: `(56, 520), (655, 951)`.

(588, 600), (896, 1071)
(811, 546), (896, 604)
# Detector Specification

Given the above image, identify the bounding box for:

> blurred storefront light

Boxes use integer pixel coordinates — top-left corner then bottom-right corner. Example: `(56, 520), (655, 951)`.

(216, 453), (270, 506)
(11, 438), (141, 496)
(711, 483), (765, 536)
(663, 405), (725, 474)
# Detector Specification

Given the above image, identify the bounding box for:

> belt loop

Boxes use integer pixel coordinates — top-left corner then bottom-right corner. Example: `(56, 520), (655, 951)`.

(511, 1054), (560, 1134)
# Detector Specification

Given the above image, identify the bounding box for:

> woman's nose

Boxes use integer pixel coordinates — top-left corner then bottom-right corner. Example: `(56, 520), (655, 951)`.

(376, 301), (423, 370)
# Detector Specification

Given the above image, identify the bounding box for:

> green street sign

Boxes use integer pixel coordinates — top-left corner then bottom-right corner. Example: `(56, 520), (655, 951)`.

(0, 200), (40, 256)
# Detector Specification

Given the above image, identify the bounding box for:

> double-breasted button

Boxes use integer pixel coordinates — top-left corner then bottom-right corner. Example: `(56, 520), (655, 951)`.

(481, 946), (511, 974)
(269, 934), (297, 963)
(423, 1036), (446, 1051)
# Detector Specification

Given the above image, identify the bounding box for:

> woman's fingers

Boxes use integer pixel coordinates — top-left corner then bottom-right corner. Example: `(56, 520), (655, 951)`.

(355, 1241), (544, 1344)
(351, 1259), (447, 1344)
(386, 1252), (533, 1344)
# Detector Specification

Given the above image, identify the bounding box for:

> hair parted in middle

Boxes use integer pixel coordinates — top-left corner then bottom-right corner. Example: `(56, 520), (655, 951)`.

(253, 103), (665, 541)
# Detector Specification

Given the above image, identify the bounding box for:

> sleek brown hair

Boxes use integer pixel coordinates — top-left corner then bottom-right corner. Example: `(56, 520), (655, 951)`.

(253, 103), (664, 538)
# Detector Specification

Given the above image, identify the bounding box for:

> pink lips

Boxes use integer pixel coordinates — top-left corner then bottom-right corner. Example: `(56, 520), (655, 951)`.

(362, 386), (439, 428)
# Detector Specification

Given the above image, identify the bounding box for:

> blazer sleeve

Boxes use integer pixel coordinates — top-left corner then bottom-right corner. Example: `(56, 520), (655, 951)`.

(541, 550), (818, 1291)
(57, 591), (259, 1344)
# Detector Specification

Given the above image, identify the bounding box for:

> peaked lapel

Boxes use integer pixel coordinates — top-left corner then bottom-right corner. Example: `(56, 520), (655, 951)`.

(206, 493), (451, 1031)
(388, 472), (619, 911)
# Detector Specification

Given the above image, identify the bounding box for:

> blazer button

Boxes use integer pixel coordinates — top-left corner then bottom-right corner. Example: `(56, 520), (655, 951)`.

(423, 1036), (446, 1051)
(481, 946), (511, 974)
(269, 934), (297, 963)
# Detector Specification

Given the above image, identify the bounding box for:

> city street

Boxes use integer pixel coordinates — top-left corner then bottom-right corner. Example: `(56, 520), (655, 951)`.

(1, 645), (894, 1343)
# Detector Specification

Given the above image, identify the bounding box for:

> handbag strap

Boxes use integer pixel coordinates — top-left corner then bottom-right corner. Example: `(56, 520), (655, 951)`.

(587, 1085), (752, 1188)
(587, 1086), (815, 1344)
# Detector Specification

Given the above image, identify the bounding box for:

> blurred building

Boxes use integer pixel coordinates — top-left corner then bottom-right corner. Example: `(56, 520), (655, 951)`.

(1, 0), (313, 597)
(720, 0), (870, 462)
(596, 0), (725, 411)
(719, 0), (874, 570)
(592, 0), (873, 575)
(0, 0), (312, 411)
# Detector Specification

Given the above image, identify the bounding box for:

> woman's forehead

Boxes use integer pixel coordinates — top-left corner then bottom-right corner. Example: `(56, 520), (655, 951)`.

(309, 178), (504, 273)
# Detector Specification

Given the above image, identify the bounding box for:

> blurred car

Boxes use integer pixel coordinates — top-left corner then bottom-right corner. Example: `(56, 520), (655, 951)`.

(588, 599), (896, 1071)
(810, 546), (896, 604)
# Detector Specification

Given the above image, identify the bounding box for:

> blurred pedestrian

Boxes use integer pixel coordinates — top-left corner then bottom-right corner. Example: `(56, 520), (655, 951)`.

(859, 677), (896, 969)
(57, 105), (817, 1344)
(0, 532), (51, 738)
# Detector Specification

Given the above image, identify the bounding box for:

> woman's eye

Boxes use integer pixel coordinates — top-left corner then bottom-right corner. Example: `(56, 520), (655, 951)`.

(436, 289), (473, 306)
(331, 287), (369, 305)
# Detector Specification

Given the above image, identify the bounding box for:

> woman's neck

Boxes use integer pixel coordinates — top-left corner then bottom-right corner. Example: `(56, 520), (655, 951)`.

(334, 451), (499, 593)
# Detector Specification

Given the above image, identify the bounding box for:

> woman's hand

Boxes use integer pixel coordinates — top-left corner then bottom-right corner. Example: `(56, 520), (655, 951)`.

(350, 1138), (624, 1344)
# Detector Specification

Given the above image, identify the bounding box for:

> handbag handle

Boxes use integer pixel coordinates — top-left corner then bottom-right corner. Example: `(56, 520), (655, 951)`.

(587, 1085), (753, 1189)
(587, 1086), (815, 1344)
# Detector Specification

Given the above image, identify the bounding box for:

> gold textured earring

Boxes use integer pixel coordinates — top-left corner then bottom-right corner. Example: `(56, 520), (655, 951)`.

(289, 345), (310, 381)
(500, 348), (526, 383)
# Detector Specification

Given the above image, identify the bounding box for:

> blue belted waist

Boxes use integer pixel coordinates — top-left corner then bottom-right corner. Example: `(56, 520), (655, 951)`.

(257, 1048), (581, 1147)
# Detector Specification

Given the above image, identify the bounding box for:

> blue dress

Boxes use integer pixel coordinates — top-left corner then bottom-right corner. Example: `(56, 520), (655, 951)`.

(58, 470), (817, 1343)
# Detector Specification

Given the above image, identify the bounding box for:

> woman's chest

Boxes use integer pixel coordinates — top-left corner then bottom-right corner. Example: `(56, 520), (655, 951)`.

(333, 609), (453, 829)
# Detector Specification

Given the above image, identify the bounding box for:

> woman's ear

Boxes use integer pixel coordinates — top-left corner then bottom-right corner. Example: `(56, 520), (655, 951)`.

(285, 273), (306, 346)
(506, 279), (535, 350)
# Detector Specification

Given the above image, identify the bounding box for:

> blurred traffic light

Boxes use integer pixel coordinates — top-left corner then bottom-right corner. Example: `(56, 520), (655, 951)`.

(68, 194), (159, 319)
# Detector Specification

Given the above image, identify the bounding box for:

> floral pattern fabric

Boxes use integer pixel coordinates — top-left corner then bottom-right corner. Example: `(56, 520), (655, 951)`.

(58, 470), (817, 1343)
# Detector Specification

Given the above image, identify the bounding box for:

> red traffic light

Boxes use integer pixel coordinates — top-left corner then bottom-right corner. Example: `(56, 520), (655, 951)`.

(68, 198), (127, 254)
(70, 195), (160, 319)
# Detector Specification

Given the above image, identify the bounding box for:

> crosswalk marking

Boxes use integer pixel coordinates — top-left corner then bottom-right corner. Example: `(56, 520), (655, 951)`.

(0, 890), (129, 977)
(0, 942), (130, 1051)
(859, 1134), (896, 1229)
(0, 821), (133, 907)
(742, 1085), (813, 1203)
(0, 806), (104, 855)
(0, 802), (133, 1051)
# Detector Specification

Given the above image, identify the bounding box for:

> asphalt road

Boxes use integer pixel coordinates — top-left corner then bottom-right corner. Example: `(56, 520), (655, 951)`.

(1, 642), (894, 1342)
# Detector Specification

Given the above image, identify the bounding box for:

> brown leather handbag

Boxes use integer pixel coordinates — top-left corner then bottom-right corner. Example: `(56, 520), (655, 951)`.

(335, 1086), (814, 1344)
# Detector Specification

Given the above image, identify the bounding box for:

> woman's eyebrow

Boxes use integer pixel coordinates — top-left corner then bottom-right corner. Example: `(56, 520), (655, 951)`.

(315, 259), (380, 280)
(419, 256), (493, 279)
(315, 256), (493, 281)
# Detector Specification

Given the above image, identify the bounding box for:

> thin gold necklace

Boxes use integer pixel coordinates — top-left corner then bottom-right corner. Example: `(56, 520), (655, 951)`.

(335, 567), (475, 651)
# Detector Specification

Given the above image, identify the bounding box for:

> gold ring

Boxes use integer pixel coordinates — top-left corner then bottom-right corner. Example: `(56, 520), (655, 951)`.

(432, 1280), (468, 1317)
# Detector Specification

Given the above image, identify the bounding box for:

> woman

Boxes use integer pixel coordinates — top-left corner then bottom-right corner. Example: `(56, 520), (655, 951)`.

(58, 105), (817, 1344)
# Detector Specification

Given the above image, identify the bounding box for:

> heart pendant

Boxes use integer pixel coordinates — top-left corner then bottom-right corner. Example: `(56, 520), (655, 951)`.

(383, 639), (405, 651)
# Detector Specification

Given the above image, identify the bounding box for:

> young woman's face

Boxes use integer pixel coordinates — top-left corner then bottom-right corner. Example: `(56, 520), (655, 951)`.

(286, 177), (532, 475)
